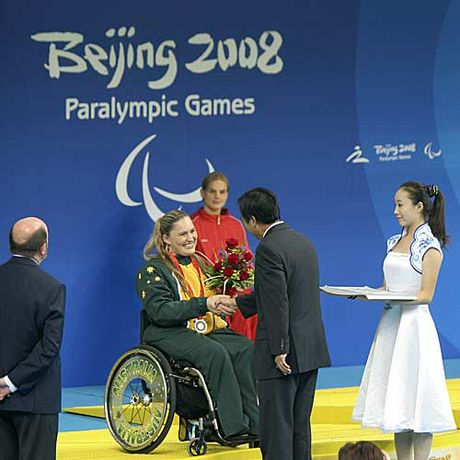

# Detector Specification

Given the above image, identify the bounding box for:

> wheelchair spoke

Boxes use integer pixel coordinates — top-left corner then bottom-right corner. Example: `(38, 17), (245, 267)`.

(132, 403), (144, 425)
(121, 403), (131, 419)
(128, 402), (137, 424)
(140, 405), (149, 426)
(127, 381), (139, 395)
(133, 377), (142, 393)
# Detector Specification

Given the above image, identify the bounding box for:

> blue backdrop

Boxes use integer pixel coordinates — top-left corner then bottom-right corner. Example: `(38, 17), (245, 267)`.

(1, 0), (459, 386)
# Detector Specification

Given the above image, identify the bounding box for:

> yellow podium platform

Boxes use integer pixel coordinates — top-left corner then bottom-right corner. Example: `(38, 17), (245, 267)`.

(60, 379), (460, 459)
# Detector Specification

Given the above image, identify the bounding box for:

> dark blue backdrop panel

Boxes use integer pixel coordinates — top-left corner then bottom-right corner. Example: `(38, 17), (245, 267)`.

(0, 0), (459, 386)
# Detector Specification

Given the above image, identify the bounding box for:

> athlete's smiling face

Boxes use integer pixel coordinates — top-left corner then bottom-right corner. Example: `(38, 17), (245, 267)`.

(162, 216), (197, 256)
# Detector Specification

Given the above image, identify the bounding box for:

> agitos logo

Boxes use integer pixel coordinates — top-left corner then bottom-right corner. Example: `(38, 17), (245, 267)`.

(115, 134), (214, 221)
(424, 142), (442, 160)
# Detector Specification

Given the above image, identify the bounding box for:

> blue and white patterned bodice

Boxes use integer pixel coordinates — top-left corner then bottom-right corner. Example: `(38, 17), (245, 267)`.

(386, 223), (442, 274)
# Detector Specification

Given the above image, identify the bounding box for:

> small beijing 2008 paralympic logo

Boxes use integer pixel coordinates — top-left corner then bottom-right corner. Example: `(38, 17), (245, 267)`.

(346, 142), (442, 164)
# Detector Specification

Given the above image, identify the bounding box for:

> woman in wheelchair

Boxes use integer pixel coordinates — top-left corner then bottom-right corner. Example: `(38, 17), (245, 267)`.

(136, 209), (259, 439)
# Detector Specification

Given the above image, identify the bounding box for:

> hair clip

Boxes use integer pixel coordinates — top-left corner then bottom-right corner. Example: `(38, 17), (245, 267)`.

(426, 184), (439, 198)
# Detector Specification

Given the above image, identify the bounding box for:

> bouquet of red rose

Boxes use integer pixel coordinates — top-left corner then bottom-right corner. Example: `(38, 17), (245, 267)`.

(204, 238), (254, 297)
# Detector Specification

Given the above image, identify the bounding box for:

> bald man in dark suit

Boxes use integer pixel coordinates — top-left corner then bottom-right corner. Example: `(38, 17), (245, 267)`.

(225, 188), (330, 460)
(0, 217), (65, 460)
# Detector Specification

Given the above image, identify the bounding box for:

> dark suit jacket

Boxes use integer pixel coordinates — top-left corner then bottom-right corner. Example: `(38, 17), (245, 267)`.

(0, 256), (65, 414)
(237, 223), (330, 380)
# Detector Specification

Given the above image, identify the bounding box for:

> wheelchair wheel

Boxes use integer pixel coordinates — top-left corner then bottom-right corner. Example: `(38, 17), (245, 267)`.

(188, 437), (208, 456)
(105, 345), (176, 453)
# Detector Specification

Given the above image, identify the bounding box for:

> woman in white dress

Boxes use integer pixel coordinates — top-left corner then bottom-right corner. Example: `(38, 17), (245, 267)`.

(352, 181), (456, 460)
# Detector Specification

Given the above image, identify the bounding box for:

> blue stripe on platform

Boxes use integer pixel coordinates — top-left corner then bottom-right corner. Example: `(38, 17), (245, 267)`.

(60, 386), (106, 432)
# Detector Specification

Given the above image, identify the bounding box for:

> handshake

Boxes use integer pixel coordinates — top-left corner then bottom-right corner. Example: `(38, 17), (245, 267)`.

(206, 295), (238, 317)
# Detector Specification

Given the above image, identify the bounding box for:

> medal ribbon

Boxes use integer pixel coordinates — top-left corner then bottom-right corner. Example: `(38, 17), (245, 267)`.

(169, 253), (205, 298)
(170, 253), (217, 333)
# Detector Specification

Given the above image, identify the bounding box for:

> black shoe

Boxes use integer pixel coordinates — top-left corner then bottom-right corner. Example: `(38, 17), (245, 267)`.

(249, 439), (260, 448)
(226, 432), (258, 442)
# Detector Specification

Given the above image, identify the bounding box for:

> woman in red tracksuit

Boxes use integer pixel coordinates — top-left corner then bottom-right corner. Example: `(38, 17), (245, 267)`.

(191, 172), (257, 340)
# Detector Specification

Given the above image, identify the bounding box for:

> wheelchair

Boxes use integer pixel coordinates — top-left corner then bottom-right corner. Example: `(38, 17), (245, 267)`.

(104, 310), (259, 456)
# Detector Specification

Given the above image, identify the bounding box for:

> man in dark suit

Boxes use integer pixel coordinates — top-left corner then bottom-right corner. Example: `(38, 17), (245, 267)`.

(227, 188), (331, 460)
(0, 217), (65, 460)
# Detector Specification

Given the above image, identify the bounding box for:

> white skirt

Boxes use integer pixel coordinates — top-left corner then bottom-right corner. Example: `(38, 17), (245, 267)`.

(352, 304), (456, 433)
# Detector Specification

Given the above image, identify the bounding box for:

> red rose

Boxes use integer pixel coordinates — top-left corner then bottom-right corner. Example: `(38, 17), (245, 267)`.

(242, 251), (253, 261)
(226, 238), (239, 249)
(239, 270), (249, 281)
(225, 286), (237, 297)
(223, 267), (234, 277)
(227, 253), (240, 266)
(213, 261), (222, 271)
